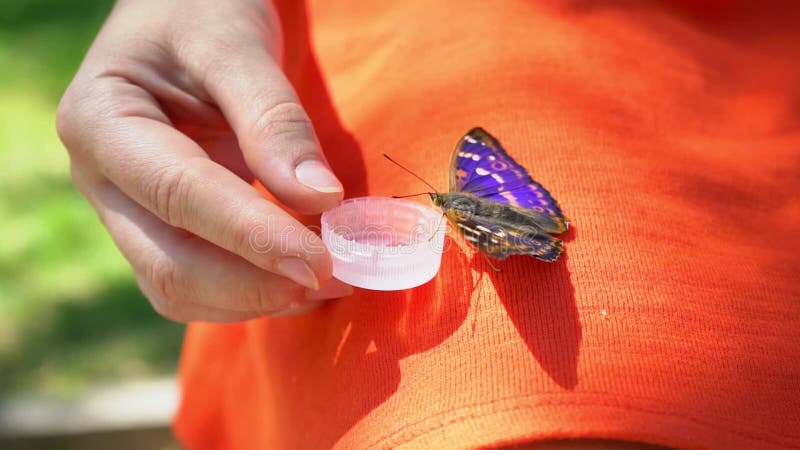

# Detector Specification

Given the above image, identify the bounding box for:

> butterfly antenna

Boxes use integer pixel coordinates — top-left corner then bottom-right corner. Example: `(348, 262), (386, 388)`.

(382, 153), (439, 193)
(392, 192), (432, 199)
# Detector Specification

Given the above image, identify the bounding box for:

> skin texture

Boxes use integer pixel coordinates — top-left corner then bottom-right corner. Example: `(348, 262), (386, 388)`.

(57, 0), (353, 323)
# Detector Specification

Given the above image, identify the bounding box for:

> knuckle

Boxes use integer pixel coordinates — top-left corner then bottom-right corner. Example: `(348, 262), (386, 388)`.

(135, 273), (190, 323)
(144, 254), (184, 304)
(166, 26), (204, 68)
(169, 19), (257, 80)
(55, 91), (78, 148)
(147, 164), (192, 227)
(250, 101), (314, 148)
(56, 79), (128, 161)
(56, 84), (99, 158)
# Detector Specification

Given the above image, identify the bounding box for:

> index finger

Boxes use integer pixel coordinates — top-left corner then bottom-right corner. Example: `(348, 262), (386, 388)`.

(78, 80), (331, 290)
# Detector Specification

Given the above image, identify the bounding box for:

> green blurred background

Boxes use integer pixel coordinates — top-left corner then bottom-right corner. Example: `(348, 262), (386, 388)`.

(0, 0), (184, 399)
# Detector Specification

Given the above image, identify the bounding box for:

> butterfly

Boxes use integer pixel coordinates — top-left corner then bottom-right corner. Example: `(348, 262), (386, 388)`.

(429, 127), (569, 263)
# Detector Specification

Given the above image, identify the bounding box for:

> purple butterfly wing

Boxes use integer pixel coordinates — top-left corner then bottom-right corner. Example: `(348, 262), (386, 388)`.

(450, 128), (568, 229)
(449, 128), (528, 193)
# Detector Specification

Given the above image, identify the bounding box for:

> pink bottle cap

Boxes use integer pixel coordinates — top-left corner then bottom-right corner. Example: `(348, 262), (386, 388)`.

(321, 197), (446, 291)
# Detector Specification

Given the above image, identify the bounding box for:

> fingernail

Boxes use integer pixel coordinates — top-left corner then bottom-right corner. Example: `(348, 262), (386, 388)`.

(277, 257), (319, 290)
(305, 278), (354, 300)
(295, 160), (343, 193)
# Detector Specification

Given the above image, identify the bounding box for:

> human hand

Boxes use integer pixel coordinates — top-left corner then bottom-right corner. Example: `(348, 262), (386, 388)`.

(56, 0), (352, 322)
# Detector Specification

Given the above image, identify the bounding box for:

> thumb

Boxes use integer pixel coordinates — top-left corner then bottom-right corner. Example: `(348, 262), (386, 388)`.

(194, 35), (343, 215)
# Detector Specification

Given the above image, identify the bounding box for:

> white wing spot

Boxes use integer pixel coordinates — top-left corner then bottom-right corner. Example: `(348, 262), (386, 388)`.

(491, 173), (504, 183)
(488, 155), (496, 161)
(471, 155), (481, 161)
(464, 136), (478, 143)
(475, 167), (489, 176)
(500, 191), (518, 205)
(476, 225), (491, 233)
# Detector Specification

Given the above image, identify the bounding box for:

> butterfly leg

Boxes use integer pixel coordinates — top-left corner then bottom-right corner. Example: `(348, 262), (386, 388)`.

(429, 212), (447, 242)
(482, 253), (502, 272)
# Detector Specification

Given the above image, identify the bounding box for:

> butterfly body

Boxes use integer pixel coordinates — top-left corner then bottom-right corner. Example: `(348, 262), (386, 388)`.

(434, 128), (569, 262)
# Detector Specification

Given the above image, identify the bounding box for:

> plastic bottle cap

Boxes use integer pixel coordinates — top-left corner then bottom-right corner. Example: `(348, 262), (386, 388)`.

(321, 197), (446, 291)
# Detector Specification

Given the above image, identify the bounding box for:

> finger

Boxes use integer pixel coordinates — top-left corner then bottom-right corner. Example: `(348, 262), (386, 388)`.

(177, 28), (344, 215)
(75, 173), (352, 322)
(72, 77), (333, 289)
(138, 278), (339, 322)
(60, 76), (329, 289)
(139, 280), (266, 323)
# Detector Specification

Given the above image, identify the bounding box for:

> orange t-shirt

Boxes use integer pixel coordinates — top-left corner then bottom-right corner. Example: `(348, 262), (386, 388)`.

(173, 1), (800, 449)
